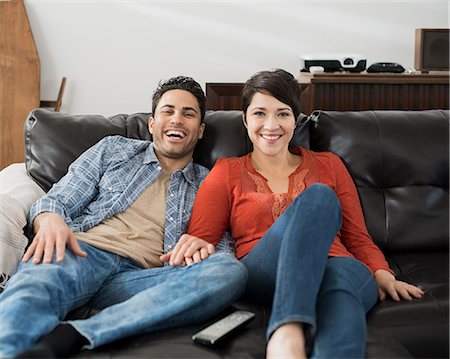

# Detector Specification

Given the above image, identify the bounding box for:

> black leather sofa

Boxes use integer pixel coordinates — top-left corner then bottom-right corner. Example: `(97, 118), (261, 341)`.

(23, 108), (449, 358)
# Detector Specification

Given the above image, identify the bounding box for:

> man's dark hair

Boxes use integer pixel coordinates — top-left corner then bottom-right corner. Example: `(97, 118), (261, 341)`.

(152, 76), (206, 122)
(241, 69), (301, 121)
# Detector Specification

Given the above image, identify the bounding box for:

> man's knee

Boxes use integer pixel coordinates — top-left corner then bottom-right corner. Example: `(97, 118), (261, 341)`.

(205, 254), (248, 297)
(212, 254), (247, 282)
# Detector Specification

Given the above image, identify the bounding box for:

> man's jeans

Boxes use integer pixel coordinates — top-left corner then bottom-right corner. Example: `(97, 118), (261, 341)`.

(241, 183), (378, 358)
(0, 245), (247, 357)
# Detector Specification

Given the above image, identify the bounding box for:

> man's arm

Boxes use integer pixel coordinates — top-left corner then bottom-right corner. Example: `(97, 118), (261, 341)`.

(22, 212), (87, 264)
(25, 137), (116, 263)
(28, 142), (107, 230)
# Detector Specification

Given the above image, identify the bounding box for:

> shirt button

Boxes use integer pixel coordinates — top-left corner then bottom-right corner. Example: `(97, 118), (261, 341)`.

(108, 187), (113, 191)
(169, 216), (174, 221)
(170, 193), (175, 197)
(156, 165), (162, 171)
(168, 244), (173, 249)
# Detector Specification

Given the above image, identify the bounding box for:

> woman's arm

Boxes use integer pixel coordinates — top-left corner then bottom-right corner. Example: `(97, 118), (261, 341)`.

(187, 158), (233, 241)
(331, 154), (424, 301)
(162, 158), (234, 265)
(330, 153), (392, 273)
(374, 269), (424, 301)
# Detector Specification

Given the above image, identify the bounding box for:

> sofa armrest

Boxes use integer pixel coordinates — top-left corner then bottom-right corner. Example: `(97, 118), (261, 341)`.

(0, 163), (45, 287)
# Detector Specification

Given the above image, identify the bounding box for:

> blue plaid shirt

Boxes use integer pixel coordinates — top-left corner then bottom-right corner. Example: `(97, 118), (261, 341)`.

(28, 136), (234, 256)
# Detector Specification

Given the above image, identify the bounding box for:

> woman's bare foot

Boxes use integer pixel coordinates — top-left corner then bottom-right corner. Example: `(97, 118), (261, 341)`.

(266, 323), (306, 359)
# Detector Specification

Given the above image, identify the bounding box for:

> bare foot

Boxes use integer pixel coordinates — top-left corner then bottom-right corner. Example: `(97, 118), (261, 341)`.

(266, 323), (306, 359)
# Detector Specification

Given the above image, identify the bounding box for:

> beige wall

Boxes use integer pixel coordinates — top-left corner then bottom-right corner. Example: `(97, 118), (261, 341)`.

(25, 0), (448, 115)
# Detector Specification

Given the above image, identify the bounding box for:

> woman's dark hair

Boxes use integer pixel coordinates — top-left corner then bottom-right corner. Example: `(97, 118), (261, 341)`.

(152, 76), (206, 122)
(241, 69), (301, 121)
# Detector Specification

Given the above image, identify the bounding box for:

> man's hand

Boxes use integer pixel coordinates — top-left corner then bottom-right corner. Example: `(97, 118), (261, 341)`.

(160, 234), (215, 266)
(22, 212), (87, 264)
(374, 269), (424, 301)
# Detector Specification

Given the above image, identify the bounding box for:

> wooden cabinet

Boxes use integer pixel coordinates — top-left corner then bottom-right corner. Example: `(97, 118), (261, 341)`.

(299, 73), (449, 114)
(205, 83), (243, 112)
(206, 73), (449, 114)
(0, 0), (40, 170)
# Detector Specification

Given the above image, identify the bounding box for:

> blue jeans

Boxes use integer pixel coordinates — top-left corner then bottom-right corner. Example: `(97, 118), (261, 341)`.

(0, 244), (247, 357)
(241, 183), (378, 358)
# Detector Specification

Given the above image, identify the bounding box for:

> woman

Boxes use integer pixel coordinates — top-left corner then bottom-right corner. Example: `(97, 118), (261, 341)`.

(165, 69), (424, 358)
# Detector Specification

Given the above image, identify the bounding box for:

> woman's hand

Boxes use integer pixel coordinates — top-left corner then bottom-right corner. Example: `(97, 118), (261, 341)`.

(374, 269), (424, 301)
(160, 234), (215, 266)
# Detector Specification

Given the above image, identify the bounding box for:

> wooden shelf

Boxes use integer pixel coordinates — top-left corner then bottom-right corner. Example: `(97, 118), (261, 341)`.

(206, 83), (243, 112)
(206, 73), (449, 114)
(300, 72), (450, 84)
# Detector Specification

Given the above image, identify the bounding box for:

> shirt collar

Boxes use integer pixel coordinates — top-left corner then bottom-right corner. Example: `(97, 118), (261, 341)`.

(143, 142), (159, 165)
(144, 142), (197, 184)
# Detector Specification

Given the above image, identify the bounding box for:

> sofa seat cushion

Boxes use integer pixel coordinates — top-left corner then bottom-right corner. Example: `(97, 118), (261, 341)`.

(368, 252), (449, 358)
(73, 303), (268, 358)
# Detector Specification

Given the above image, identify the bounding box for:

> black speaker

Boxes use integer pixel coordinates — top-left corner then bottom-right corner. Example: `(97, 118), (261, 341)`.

(415, 28), (449, 72)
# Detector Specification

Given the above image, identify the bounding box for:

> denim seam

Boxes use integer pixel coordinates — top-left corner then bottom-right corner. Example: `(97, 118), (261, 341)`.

(62, 293), (97, 312)
(111, 254), (123, 274)
(62, 254), (123, 311)
(357, 272), (378, 311)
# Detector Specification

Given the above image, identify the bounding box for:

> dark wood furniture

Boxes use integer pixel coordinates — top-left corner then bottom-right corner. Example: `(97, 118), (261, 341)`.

(40, 77), (67, 112)
(205, 83), (244, 112)
(206, 73), (449, 114)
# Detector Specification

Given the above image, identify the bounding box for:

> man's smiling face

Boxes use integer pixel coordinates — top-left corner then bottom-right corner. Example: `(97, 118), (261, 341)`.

(149, 89), (205, 168)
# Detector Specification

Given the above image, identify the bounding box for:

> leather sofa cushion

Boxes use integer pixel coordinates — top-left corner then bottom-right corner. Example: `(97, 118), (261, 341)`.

(368, 251), (449, 357)
(310, 110), (449, 253)
(25, 109), (308, 192)
(24, 108), (448, 254)
(25, 109), (148, 192)
(22, 108), (449, 358)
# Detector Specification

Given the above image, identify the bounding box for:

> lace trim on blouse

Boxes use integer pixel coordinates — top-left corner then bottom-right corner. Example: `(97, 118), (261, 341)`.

(243, 153), (311, 220)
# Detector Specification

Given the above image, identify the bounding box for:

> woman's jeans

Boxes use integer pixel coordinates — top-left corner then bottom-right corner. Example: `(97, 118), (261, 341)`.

(241, 183), (378, 358)
(0, 247), (247, 358)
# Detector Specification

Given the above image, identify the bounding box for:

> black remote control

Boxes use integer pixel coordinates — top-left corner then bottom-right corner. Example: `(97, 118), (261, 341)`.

(192, 310), (255, 347)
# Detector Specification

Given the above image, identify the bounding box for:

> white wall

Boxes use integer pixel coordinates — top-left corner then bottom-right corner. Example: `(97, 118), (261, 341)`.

(25, 0), (448, 116)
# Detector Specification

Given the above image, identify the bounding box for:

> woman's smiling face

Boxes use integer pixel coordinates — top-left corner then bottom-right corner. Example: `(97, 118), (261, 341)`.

(244, 92), (296, 158)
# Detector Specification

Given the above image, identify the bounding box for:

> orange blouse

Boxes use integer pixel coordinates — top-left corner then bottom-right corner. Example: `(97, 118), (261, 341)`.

(188, 147), (392, 274)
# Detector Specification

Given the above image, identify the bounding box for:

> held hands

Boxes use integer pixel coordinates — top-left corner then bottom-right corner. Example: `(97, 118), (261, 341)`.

(374, 269), (424, 301)
(160, 234), (215, 266)
(22, 212), (87, 264)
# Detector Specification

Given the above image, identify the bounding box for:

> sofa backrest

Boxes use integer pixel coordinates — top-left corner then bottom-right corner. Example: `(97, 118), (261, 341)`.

(24, 108), (448, 254)
(25, 109), (151, 192)
(25, 109), (309, 192)
(310, 110), (449, 254)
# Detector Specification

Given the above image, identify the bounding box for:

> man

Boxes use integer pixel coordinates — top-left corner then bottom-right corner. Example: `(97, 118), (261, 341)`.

(0, 76), (247, 358)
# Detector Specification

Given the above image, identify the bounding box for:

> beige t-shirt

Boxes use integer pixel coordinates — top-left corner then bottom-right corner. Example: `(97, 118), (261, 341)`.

(75, 170), (171, 268)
